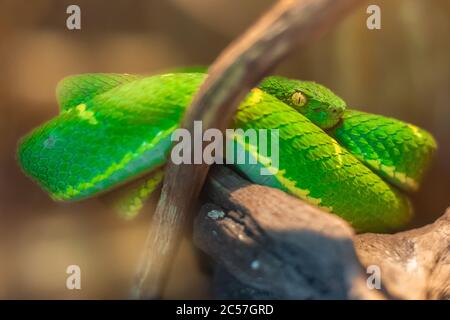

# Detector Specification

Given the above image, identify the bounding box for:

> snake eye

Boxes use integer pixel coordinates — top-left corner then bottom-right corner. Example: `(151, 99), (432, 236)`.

(291, 91), (307, 107)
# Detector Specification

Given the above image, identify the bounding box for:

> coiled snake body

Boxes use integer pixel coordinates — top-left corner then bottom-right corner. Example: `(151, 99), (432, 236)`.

(17, 72), (436, 232)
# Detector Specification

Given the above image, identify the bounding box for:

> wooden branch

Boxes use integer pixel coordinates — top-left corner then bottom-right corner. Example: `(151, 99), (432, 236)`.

(133, 0), (363, 299)
(194, 166), (450, 299)
(355, 211), (450, 300)
(194, 166), (384, 299)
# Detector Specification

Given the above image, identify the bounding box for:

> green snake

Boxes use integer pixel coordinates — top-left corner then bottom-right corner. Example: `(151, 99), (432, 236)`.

(17, 72), (436, 232)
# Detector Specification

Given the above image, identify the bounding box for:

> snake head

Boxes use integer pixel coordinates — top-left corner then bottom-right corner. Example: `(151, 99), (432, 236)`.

(259, 76), (346, 129)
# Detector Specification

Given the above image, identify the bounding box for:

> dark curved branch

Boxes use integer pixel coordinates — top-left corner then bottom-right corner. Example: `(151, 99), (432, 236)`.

(194, 166), (450, 300)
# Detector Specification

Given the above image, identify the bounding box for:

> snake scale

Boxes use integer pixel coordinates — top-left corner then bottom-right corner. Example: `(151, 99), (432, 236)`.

(17, 72), (436, 232)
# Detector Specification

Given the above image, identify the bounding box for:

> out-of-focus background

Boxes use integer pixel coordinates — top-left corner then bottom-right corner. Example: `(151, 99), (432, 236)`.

(0, 0), (448, 299)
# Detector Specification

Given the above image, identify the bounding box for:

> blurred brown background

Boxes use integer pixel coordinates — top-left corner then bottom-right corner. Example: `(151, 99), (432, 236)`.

(0, 0), (448, 299)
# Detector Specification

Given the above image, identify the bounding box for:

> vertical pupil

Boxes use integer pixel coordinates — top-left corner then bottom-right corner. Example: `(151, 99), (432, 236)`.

(292, 92), (305, 106)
